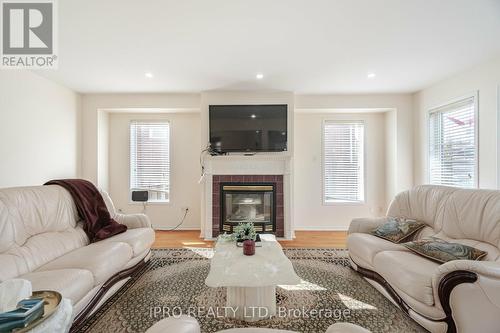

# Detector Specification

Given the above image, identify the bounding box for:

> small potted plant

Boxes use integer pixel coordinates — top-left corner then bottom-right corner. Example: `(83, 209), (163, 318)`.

(233, 222), (257, 256)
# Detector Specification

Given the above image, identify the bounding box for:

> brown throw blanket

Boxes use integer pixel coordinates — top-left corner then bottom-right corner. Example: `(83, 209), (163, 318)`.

(45, 179), (127, 242)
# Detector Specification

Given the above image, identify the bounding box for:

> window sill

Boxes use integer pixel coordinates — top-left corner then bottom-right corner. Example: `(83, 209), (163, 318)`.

(127, 201), (171, 206)
(323, 201), (366, 206)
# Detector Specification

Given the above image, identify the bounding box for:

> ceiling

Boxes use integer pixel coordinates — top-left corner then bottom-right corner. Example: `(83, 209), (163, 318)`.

(38, 0), (500, 94)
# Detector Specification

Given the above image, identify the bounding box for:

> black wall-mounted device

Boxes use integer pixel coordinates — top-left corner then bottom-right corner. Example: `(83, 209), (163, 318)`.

(131, 190), (149, 202)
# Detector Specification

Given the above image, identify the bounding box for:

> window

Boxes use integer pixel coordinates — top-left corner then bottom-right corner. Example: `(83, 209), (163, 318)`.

(429, 96), (477, 188)
(323, 121), (365, 203)
(130, 121), (170, 202)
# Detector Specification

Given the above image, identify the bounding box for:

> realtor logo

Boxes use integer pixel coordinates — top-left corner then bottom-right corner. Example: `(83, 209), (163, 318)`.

(1, 0), (57, 68)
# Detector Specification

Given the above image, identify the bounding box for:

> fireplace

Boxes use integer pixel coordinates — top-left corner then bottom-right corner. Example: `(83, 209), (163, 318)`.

(221, 184), (275, 233)
(212, 175), (284, 237)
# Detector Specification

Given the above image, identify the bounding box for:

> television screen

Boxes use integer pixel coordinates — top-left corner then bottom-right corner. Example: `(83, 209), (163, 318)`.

(209, 105), (287, 153)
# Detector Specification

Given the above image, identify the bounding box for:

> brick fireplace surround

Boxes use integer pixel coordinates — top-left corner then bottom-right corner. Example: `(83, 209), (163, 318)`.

(212, 175), (284, 237)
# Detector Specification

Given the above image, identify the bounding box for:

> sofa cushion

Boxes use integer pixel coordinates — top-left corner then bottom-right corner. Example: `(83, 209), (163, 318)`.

(438, 189), (500, 248)
(102, 228), (155, 257)
(21, 268), (94, 305)
(387, 185), (458, 230)
(0, 185), (81, 246)
(403, 237), (487, 263)
(436, 237), (500, 261)
(0, 253), (29, 282)
(36, 242), (133, 285)
(0, 186), (89, 280)
(374, 251), (440, 306)
(347, 233), (409, 270)
(391, 282), (446, 320)
(371, 217), (425, 243)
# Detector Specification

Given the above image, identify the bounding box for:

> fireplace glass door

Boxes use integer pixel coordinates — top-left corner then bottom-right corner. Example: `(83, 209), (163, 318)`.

(221, 184), (275, 233)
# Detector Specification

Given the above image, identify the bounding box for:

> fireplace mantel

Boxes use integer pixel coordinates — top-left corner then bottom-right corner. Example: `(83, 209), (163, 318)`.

(203, 154), (291, 176)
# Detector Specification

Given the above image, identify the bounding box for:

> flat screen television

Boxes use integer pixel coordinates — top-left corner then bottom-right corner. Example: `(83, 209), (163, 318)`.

(209, 104), (287, 153)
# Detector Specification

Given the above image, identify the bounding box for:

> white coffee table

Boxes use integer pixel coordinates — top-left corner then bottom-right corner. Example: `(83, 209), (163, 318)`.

(205, 234), (300, 322)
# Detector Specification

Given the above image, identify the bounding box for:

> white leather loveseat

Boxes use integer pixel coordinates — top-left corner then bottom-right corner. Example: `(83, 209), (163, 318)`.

(348, 185), (500, 333)
(0, 185), (155, 329)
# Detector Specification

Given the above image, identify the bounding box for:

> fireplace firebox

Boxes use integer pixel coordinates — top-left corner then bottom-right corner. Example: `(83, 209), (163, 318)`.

(212, 175), (284, 238)
(220, 183), (275, 234)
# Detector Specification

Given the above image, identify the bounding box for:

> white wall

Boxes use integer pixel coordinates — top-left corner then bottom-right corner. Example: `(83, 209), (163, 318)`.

(0, 70), (81, 188)
(294, 112), (387, 230)
(413, 56), (500, 189)
(97, 110), (109, 191)
(81, 93), (201, 229)
(81, 93), (201, 185)
(384, 110), (397, 206)
(295, 94), (414, 202)
(108, 112), (201, 229)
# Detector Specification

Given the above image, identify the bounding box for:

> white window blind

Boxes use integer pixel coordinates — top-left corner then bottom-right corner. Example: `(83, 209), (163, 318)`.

(323, 121), (365, 203)
(429, 96), (477, 188)
(130, 121), (170, 202)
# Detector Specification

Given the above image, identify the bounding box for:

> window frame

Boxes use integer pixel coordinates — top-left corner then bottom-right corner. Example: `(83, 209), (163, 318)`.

(128, 119), (172, 204)
(427, 92), (479, 188)
(321, 119), (367, 206)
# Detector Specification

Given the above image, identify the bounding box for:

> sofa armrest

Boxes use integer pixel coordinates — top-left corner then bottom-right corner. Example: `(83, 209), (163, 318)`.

(432, 260), (500, 332)
(434, 260), (500, 283)
(326, 323), (371, 333)
(146, 316), (200, 333)
(114, 213), (152, 229)
(433, 260), (500, 302)
(348, 217), (387, 235)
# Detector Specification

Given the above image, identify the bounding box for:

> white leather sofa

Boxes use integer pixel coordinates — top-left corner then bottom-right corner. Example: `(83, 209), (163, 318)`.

(145, 316), (371, 333)
(348, 185), (500, 333)
(0, 185), (155, 329)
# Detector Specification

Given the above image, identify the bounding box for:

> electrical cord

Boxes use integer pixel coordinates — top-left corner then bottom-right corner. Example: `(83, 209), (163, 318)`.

(163, 208), (189, 231)
(199, 144), (215, 183)
(199, 144), (212, 176)
(200, 149), (208, 176)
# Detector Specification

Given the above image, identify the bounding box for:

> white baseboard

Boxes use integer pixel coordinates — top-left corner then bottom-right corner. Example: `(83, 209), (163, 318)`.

(153, 226), (201, 231)
(294, 226), (348, 231)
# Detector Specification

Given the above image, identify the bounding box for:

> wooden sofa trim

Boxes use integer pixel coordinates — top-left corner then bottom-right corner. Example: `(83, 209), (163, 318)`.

(355, 265), (411, 314)
(70, 252), (150, 332)
(351, 257), (478, 333)
(437, 270), (478, 333)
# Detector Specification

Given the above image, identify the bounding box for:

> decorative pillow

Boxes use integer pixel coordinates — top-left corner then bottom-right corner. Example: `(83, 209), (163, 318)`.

(403, 237), (488, 263)
(371, 217), (425, 243)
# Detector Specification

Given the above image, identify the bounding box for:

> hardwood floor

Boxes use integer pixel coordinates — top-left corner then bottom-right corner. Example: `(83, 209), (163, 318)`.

(153, 230), (214, 248)
(152, 230), (347, 249)
(279, 231), (347, 248)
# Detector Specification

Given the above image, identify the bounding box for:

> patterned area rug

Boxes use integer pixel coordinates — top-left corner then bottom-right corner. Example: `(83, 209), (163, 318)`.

(76, 248), (426, 333)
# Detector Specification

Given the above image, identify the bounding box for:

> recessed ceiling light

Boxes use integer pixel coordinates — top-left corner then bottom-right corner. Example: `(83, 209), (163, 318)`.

(367, 72), (376, 79)
(256, 73), (264, 80)
(251, 114), (256, 118)
(145, 72), (154, 79)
